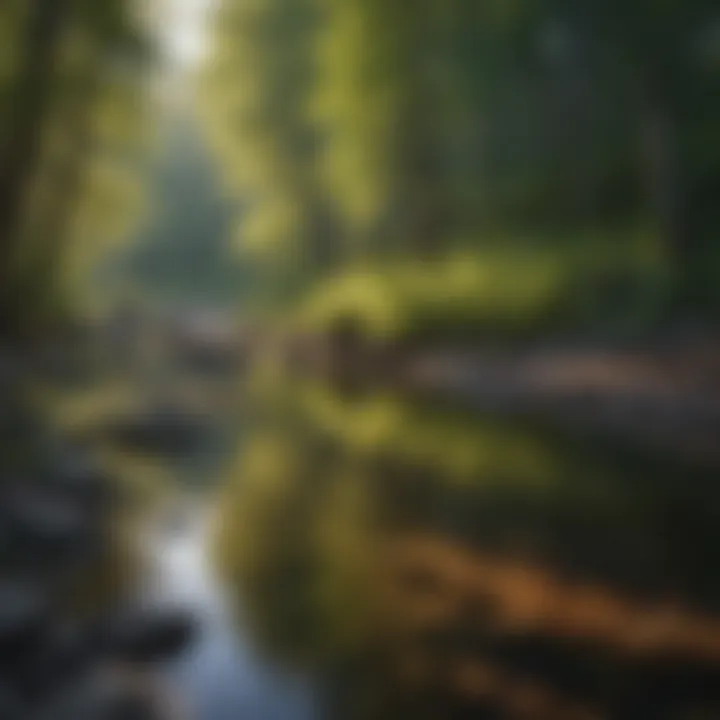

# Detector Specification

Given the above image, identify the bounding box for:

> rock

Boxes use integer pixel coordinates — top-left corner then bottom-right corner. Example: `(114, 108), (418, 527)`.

(101, 407), (207, 457)
(3, 490), (96, 553)
(97, 608), (197, 665)
(47, 671), (166, 720)
(95, 692), (162, 720)
(0, 403), (47, 473)
(15, 622), (96, 699)
(41, 455), (118, 511)
(0, 349), (25, 392)
(97, 695), (162, 720)
(0, 581), (49, 664)
(0, 680), (26, 719)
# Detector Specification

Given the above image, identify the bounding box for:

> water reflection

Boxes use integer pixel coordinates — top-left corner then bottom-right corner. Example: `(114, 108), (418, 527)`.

(16, 359), (720, 719)
(216, 379), (720, 719)
(146, 504), (317, 720)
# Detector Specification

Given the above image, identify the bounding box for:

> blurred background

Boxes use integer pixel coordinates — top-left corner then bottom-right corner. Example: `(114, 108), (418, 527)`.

(1, 0), (720, 718)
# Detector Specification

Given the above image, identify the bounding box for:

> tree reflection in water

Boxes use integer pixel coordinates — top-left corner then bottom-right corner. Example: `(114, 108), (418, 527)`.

(215, 380), (720, 719)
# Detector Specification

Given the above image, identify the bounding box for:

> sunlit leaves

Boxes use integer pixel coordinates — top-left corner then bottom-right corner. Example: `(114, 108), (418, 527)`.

(240, 197), (305, 258)
(201, 0), (333, 301)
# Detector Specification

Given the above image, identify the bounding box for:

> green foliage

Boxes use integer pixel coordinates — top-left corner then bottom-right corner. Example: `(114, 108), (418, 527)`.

(299, 230), (671, 341)
(200, 0), (337, 307)
(204, 0), (720, 333)
(294, 382), (567, 488)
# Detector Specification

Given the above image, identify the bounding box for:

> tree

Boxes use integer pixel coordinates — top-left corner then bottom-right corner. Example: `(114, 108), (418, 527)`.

(201, 0), (341, 307)
(0, 0), (72, 283)
(0, 0), (154, 334)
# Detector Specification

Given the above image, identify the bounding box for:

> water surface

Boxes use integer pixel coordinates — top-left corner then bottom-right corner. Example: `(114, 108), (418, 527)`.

(49, 367), (720, 719)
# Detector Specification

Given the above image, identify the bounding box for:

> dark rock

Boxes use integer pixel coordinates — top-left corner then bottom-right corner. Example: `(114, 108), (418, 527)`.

(0, 582), (49, 663)
(98, 607), (197, 665)
(41, 455), (118, 511)
(47, 674), (164, 720)
(3, 490), (96, 553)
(95, 693), (162, 720)
(100, 407), (207, 457)
(0, 680), (26, 720)
(15, 622), (96, 698)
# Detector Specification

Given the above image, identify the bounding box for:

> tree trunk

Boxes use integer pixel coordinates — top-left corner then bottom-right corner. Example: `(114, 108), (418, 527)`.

(0, 0), (71, 330)
(639, 65), (690, 271)
(644, 106), (687, 255)
(23, 62), (102, 318)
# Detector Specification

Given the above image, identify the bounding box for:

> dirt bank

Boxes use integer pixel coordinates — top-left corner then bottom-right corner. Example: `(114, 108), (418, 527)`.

(402, 335), (720, 469)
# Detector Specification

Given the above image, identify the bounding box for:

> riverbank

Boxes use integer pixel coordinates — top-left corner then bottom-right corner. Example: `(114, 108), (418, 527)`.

(285, 324), (720, 470)
(402, 332), (720, 469)
(0, 372), (198, 719)
(7, 319), (720, 471)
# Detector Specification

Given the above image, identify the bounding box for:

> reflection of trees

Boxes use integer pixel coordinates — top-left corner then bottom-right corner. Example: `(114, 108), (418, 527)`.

(214, 429), (382, 666)
(215, 383), (720, 717)
(295, 383), (720, 607)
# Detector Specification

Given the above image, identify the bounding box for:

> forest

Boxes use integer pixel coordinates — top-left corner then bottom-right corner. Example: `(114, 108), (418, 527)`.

(1, 0), (719, 344)
(2, 3), (720, 720)
(200, 0), (720, 342)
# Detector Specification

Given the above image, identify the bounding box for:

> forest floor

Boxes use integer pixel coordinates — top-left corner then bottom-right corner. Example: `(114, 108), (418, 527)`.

(402, 329), (720, 468)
